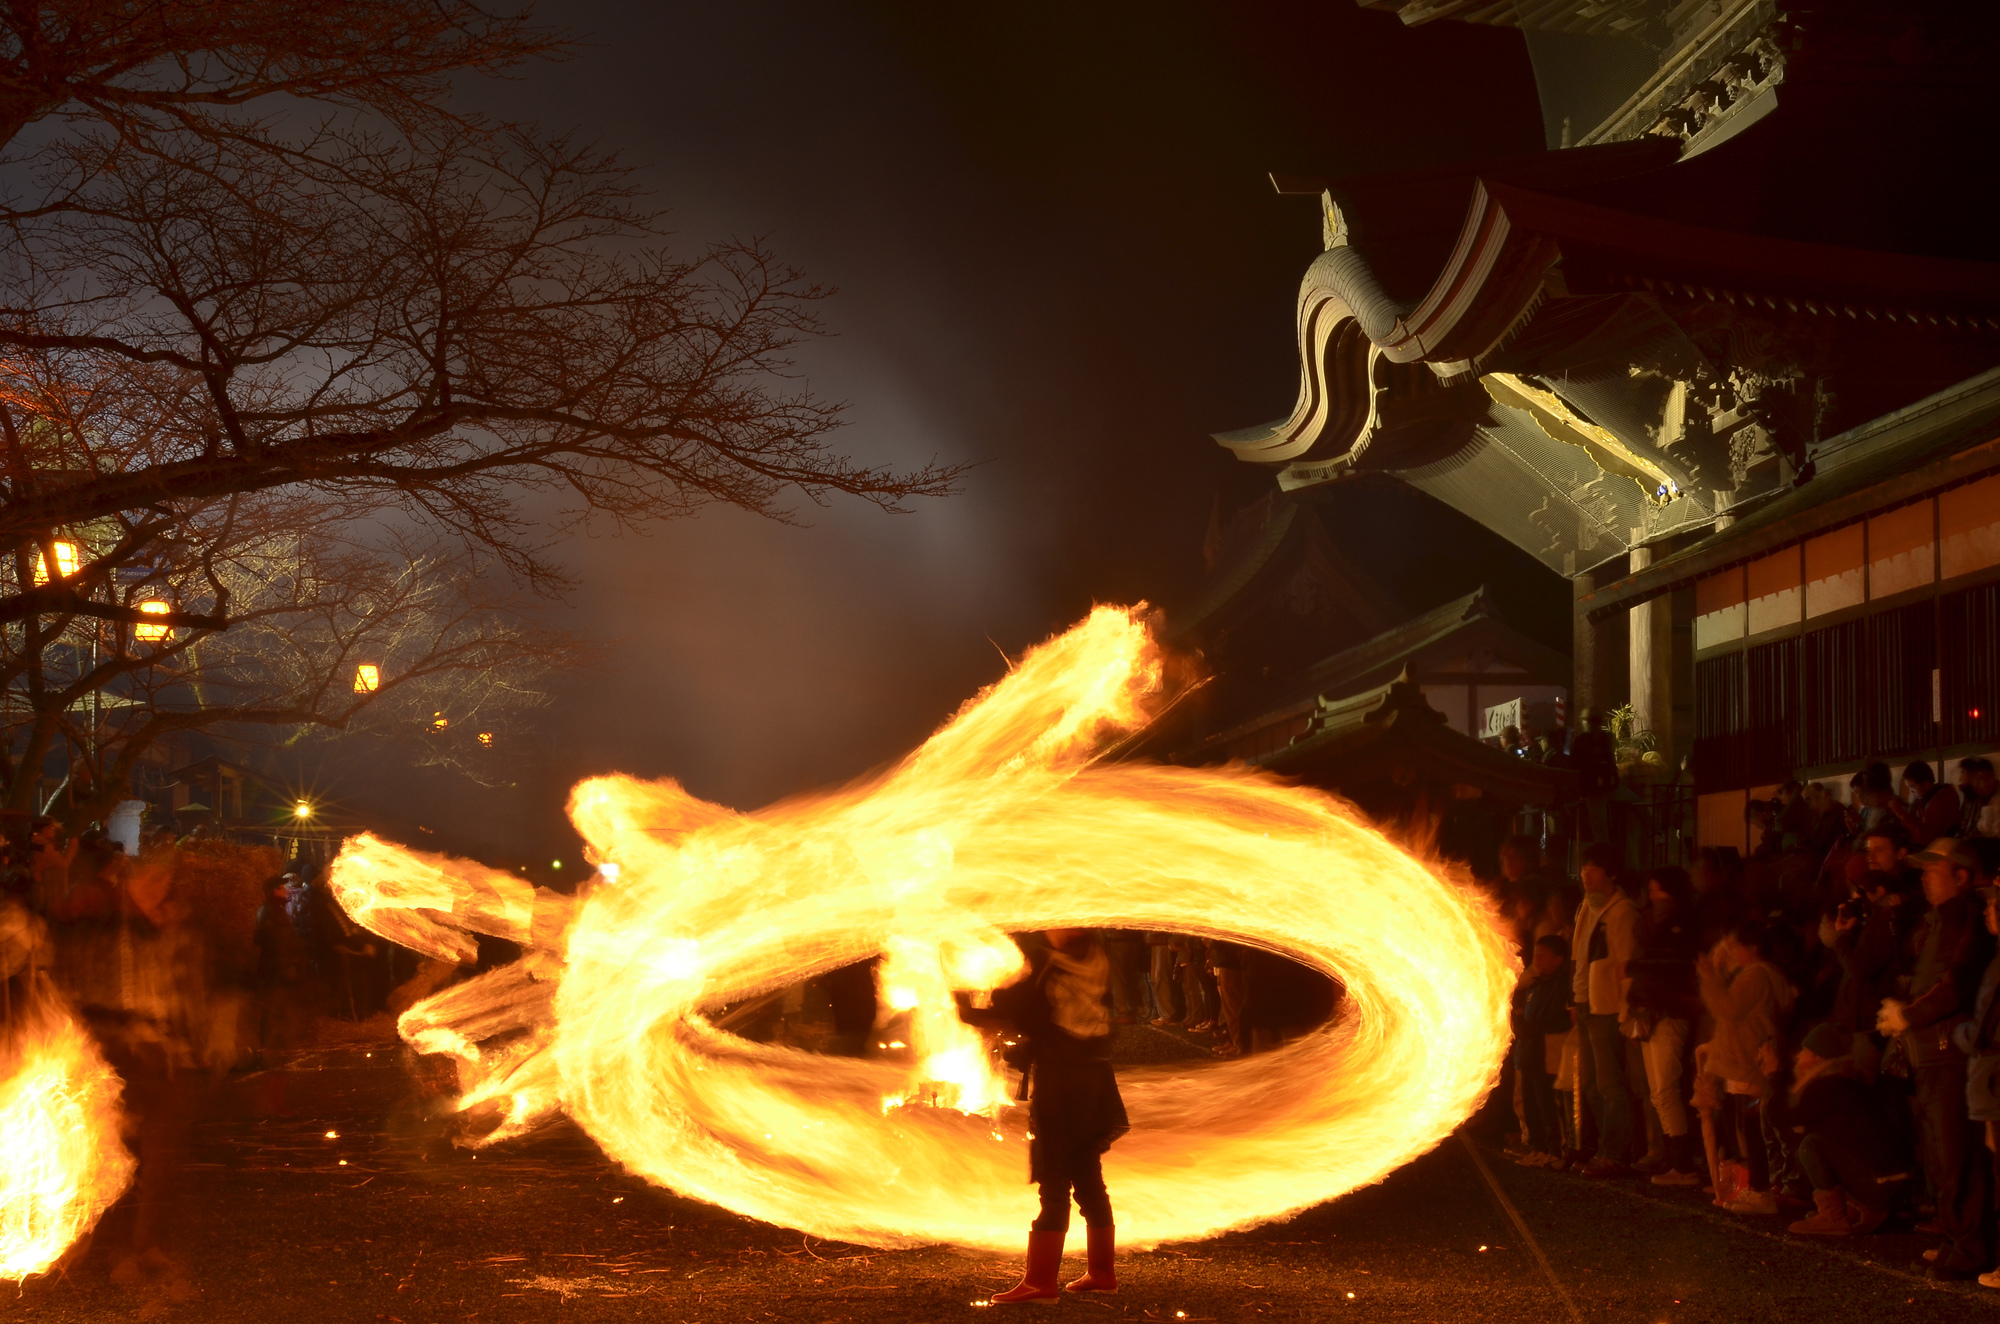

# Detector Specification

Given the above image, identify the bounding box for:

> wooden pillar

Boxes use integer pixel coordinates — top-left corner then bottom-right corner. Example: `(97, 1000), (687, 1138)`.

(1629, 542), (1672, 760)
(1572, 570), (1596, 718)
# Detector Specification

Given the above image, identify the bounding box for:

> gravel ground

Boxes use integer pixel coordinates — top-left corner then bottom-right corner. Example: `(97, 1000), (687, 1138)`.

(10, 1031), (2000, 1323)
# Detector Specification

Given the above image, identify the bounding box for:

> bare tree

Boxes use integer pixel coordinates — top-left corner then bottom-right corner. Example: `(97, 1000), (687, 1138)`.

(0, 3), (959, 814)
(0, 122), (957, 600)
(0, 0), (959, 620)
(0, 1), (560, 149)
(0, 468), (574, 824)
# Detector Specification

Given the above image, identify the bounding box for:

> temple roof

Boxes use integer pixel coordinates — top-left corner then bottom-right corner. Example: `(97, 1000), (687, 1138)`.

(1358, 0), (1690, 40)
(1169, 493), (1404, 645)
(1218, 3), (2000, 576)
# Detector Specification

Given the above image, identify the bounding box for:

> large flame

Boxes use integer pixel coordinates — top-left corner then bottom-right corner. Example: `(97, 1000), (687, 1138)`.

(0, 992), (136, 1280)
(331, 605), (1516, 1251)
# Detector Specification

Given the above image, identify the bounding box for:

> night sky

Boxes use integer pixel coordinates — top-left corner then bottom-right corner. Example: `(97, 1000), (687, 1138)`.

(334, 1), (1559, 864)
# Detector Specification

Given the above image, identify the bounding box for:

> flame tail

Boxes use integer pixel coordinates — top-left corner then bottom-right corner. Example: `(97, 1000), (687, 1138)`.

(0, 983), (136, 1281)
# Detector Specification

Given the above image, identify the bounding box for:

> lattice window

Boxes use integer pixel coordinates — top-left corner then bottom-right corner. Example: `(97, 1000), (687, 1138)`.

(1941, 581), (2000, 747)
(1692, 653), (1747, 791)
(1867, 600), (1936, 760)
(1802, 619), (1868, 768)
(1746, 637), (1801, 786)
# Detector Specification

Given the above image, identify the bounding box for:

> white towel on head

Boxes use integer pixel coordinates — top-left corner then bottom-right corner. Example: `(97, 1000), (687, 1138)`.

(1046, 942), (1111, 1040)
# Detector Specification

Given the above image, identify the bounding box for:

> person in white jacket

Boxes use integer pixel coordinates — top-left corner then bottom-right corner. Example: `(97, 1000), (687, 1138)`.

(1571, 842), (1642, 1176)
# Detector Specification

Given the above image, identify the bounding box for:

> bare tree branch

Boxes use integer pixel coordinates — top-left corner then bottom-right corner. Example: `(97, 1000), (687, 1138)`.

(0, 2), (956, 820)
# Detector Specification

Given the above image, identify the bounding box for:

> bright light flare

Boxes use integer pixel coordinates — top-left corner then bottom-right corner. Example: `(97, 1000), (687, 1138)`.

(0, 997), (136, 1280)
(133, 600), (171, 642)
(30, 541), (78, 586)
(353, 663), (380, 693)
(330, 605), (1515, 1251)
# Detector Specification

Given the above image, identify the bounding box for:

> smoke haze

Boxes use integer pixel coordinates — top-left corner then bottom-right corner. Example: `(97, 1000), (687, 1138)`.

(330, 1), (1555, 860)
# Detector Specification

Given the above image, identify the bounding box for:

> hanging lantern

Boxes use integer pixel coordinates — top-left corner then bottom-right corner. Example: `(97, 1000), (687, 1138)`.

(353, 663), (380, 693)
(133, 601), (171, 642)
(32, 540), (78, 585)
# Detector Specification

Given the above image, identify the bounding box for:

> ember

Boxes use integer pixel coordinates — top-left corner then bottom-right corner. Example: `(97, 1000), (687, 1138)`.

(330, 606), (1515, 1251)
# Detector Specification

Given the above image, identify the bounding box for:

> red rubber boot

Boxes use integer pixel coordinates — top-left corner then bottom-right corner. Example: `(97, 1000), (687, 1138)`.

(991, 1230), (1066, 1305)
(1065, 1224), (1117, 1293)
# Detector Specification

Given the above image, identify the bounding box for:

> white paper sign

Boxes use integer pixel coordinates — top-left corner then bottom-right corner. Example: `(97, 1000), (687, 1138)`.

(1481, 698), (1523, 742)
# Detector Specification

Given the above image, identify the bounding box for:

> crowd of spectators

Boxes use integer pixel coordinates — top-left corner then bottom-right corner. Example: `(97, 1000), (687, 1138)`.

(1110, 931), (1336, 1059)
(0, 815), (396, 1060)
(0, 816), (403, 1281)
(10, 748), (2000, 1284)
(1496, 755), (2000, 1285)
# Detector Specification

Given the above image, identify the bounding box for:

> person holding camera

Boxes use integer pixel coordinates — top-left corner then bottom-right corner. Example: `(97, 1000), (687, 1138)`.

(1830, 871), (1914, 1067)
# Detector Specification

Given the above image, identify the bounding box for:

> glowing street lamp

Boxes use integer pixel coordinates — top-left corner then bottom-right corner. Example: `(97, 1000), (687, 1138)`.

(431, 712), (449, 731)
(353, 663), (380, 693)
(32, 540), (78, 585)
(134, 600), (171, 642)
(477, 731), (493, 747)
(294, 801), (314, 821)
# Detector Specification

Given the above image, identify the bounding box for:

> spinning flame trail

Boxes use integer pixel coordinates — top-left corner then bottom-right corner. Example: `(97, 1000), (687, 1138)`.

(332, 606), (1516, 1251)
(0, 990), (135, 1281)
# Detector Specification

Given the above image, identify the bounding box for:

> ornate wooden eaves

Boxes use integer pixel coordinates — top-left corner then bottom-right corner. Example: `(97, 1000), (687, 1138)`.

(1216, 178), (2000, 485)
(1214, 182), (1562, 474)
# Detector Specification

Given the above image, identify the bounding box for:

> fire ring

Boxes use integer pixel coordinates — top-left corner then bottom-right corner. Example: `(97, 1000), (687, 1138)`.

(333, 607), (1517, 1252)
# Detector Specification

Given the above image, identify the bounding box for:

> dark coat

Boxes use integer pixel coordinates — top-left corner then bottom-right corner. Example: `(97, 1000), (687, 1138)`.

(1769, 1060), (1905, 1177)
(1903, 890), (1996, 1067)
(1510, 970), (1570, 1071)
(1626, 902), (1701, 1023)
(986, 945), (1128, 1185)
(1829, 903), (1905, 1033)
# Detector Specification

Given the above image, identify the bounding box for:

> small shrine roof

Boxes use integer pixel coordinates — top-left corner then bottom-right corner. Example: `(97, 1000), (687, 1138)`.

(1297, 585), (1569, 697)
(1263, 668), (1577, 808)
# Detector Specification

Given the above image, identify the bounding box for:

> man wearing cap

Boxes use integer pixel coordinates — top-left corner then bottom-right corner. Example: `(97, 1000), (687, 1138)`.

(1880, 838), (1997, 1279)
